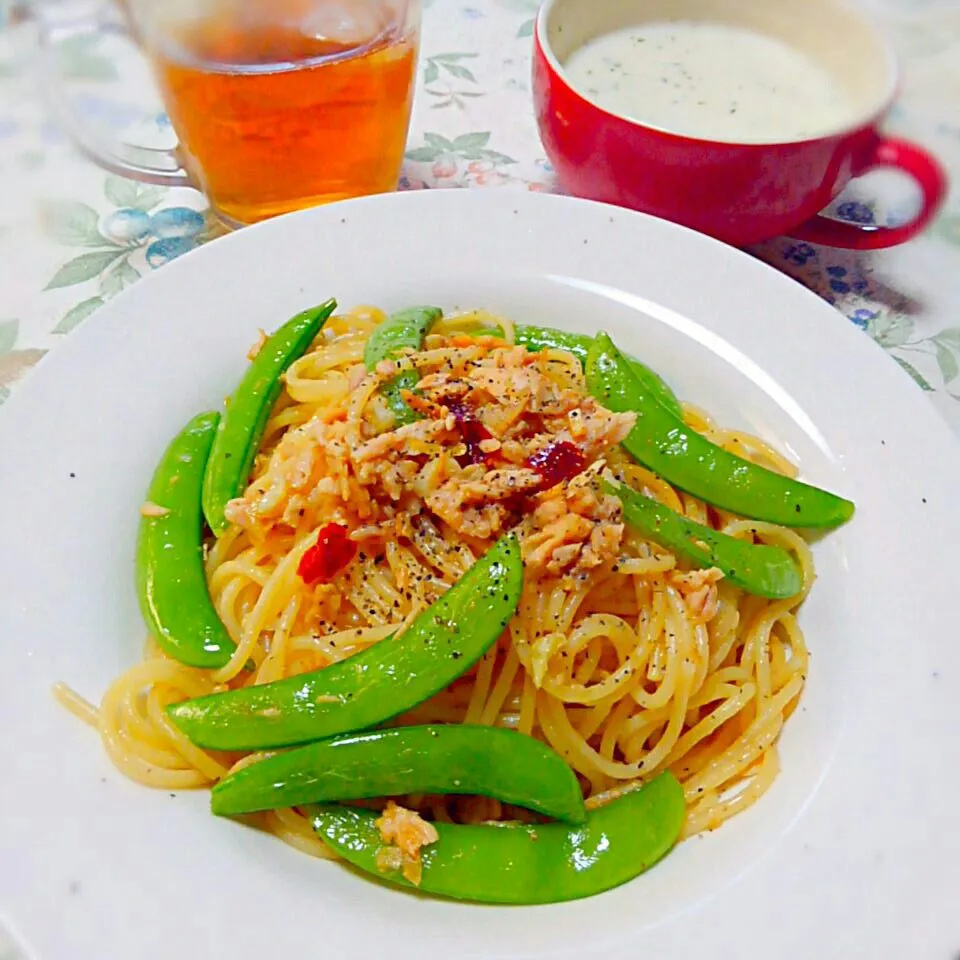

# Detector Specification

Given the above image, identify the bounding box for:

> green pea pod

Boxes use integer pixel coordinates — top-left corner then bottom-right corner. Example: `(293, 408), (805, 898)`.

(364, 306), (442, 426)
(515, 324), (684, 419)
(136, 411), (235, 669)
(312, 771), (685, 904)
(212, 725), (586, 823)
(603, 478), (802, 599)
(169, 533), (523, 751)
(202, 298), (338, 536)
(586, 333), (855, 528)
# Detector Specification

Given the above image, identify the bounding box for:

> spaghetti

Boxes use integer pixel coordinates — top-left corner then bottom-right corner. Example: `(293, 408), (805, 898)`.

(57, 304), (812, 859)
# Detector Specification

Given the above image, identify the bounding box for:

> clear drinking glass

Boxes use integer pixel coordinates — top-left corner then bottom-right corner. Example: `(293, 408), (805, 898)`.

(39, 0), (421, 224)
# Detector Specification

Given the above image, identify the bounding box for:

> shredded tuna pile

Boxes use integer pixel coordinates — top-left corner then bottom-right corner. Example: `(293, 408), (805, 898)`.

(225, 335), (636, 578)
(374, 801), (439, 885)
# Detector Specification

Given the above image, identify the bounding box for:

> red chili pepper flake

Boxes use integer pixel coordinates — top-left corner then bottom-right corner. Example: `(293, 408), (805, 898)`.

(297, 523), (356, 585)
(446, 401), (496, 466)
(525, 441), (587, 490)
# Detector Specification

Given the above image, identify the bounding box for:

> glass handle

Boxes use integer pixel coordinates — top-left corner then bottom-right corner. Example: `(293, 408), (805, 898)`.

(36, 4), (193, 188)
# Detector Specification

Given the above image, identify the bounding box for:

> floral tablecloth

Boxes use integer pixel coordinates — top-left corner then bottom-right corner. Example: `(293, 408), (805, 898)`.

(1, 0), (959, 432)
(0, 1), (958, 954)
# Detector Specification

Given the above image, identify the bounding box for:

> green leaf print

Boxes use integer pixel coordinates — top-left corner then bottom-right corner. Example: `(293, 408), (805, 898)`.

(453, 132), (491, 151)
(424, 132), (456, 150)
(54, 297), (105, 335)
(517, 19), (535, 38)
(477, 149), (517, 164)
(934, 212), (960, 247)
(0, 320), (19, 355)
(893, 356), (934, 391)
(493, 0), (539, 12)
(55, 36), (118, 82)
(405, 146), (441, 162)
(100, 258), (140, 298)
(423, 53), (480, 86)
(104, 176), (167, 213)
(932, 328), (960, 350)
(442, 62), (477, 82)
(934, 342), (959, 384)
(868, 312), (913, 349)
(407, 132), (515, 165)
(45, 250), (126, 290)
(38, 200), (105, 248)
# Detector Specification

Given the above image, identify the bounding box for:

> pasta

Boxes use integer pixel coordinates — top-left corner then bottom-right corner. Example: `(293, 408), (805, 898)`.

(57, 304), (812, 861)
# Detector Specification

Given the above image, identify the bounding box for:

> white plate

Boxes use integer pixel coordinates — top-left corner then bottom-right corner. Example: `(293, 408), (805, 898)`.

(1, 190), (958, 960)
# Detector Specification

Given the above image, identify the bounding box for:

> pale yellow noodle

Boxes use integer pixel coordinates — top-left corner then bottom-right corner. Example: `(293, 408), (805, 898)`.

(52, 682), (99, 728)
(479, 645), (522, 726)
(464, 645), (498, 725)
(145, 686), (228, 781)
(264, 807), (338, 860)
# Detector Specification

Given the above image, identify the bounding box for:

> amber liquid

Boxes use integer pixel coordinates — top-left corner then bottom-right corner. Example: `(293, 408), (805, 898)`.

(152, 20), (417, 223)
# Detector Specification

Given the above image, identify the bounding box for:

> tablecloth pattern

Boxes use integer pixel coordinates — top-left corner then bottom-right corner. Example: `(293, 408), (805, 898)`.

(0, 1), (958, 954)
(2, 0), (959, 429)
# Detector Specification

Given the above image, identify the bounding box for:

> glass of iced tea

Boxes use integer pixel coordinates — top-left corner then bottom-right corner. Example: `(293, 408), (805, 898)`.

(39, 0), (420, 224)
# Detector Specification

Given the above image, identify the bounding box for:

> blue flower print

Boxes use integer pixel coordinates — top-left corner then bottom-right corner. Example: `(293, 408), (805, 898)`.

(43, 180), (215, 335)
(149, 207), (205, 240)
(848, 308), (879, 331)
(783, 243), (816, 267)
(826, 265), (850, 294)
(825, 264), (868, 296)
(146, 236), (197, 267)
(835, 201), (875, 225)
(101, 208), (151, 243)
(462, 7), (484, 18)
(144, 207), (206, 267)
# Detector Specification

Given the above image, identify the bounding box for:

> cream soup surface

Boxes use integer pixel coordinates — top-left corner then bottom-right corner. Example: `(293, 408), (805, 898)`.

(562, 21), (857, 143)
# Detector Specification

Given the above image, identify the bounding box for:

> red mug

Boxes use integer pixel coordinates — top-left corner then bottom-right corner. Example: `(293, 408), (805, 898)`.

(532, 0), (948, 249)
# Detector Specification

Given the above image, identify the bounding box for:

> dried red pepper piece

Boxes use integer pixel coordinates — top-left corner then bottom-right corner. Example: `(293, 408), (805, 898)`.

(525, 441), (587, 490)
(446, 401), (497, 466)
(298, 523), (357, 584)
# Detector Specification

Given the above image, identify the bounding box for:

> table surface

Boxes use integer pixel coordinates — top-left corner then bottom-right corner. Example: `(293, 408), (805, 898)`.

(0, 1), (958, 955)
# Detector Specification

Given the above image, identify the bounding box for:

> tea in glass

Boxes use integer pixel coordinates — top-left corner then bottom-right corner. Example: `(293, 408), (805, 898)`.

(137, 0), (419, 223)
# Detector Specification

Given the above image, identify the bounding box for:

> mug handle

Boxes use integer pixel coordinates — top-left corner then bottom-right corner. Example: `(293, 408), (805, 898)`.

(789, 137), (948, 250)
(36, 5), (192, 188)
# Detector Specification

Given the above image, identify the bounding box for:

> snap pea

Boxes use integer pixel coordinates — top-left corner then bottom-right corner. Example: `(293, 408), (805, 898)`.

(514, 324), (684, 419)
(168, 533), (523, 751)
(604, 478), (802, 599)
(211, 725), (586, 823)
(364, 306), (442, 426)
(586, 333), (855, 528)
(136, 411), (235, 669)
(202, 298), (337, 536)
(312, 771), (685, 904)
